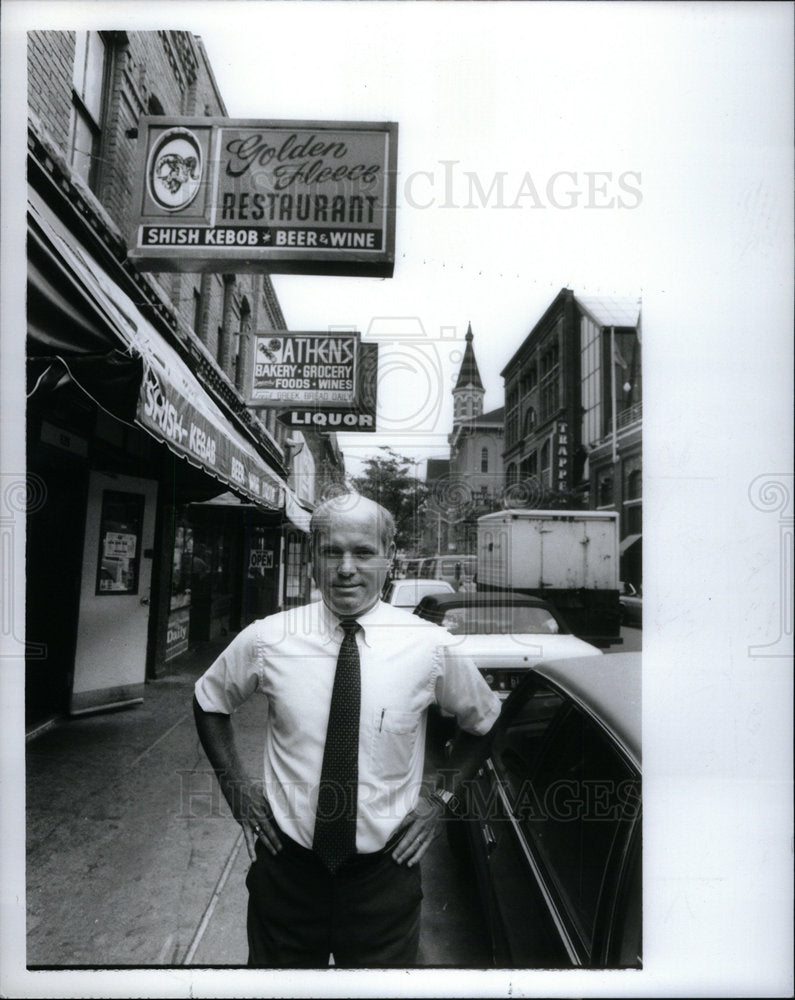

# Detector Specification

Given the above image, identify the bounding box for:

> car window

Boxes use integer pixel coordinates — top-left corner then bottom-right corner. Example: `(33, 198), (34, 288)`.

(439, 605), (561, 635)
(394, 581), (450, 606)
(494, 680), (640, 961)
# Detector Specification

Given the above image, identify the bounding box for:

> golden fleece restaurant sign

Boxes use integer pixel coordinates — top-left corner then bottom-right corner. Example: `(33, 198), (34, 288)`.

(128, 117), (398, 277)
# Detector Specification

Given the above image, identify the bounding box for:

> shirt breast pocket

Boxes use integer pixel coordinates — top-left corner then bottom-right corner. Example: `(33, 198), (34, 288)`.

(371, 708), (421, 781)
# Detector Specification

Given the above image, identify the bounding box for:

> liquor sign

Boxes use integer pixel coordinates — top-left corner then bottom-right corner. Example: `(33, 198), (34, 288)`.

(247, 331), (359, 406)
(277, 341), (379, 433)
(128, 117), (398, 277)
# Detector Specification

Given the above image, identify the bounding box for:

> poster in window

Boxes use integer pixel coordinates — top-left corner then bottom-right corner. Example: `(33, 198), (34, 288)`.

(95, 490), (145, 595)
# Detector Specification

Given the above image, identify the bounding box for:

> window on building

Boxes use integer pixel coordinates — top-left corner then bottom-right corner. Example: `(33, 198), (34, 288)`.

(506, 462), (517, 485)
(625, 502), (642, 535)
(580, 316), (602, 447)
(520, 365), (537, 395)
(523, 407), (536, 437)
(539, 340), (560, 421)
(541, 341), (559, 376)
(481, 447), (489, 473)
(520, 452), (537, 480)
(540, 378), (559, 421)
(505, 379), (521, 448)
(284, 533), (305, 600)
(69, 31), (108, 190)
(626, 467), (642, 501)
(614, 330), (642, 417)
(540, 440), (551, 486)
(598, 474), (614, 507)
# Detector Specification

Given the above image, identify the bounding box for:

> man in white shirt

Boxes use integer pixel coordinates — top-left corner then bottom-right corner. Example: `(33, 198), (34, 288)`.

(193, 493), (501, 967)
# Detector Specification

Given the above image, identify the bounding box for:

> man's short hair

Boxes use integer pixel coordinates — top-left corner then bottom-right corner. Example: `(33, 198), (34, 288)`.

(310, 493), (396, 552)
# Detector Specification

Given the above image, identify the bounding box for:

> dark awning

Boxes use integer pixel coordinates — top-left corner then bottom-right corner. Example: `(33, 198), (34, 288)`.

(28, 190), (286, 510)
(191, 487), (312, 532)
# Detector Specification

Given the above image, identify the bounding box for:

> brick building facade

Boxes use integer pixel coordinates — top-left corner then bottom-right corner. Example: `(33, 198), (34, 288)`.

(501, 288), (642, 581)
(25, 30), (342, 726)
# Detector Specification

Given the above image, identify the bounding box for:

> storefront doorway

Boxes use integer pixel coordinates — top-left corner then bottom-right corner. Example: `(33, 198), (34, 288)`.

(69, 471), (158, 714)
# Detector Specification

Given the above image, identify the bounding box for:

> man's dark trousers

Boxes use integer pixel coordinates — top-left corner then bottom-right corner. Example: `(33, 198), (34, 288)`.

(246, 832), (423, 967)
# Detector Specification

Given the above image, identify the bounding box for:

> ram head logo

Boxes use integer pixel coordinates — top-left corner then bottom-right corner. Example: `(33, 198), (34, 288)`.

(154, 153), (199, 194)
(147, 128), (203, 210)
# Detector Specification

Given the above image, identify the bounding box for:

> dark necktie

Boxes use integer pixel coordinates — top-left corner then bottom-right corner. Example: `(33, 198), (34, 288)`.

(313, 619), (361, 873)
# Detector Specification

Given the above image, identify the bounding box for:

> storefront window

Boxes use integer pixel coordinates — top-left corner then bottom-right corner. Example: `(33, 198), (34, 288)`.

(95, 490), (144, 595)
(285, 533), (304, 600)
(166, 510), (193, 662)
(170, 518), (193, 611)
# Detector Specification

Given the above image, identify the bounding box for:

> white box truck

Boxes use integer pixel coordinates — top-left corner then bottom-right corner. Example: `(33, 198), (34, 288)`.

(476, 509), (622, 647)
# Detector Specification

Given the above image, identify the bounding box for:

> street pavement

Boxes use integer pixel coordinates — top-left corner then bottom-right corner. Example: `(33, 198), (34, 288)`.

(25, 637), (487, 969)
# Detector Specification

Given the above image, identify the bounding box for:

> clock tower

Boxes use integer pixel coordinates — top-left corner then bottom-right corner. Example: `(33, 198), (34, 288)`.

(452, 322), (485, 425)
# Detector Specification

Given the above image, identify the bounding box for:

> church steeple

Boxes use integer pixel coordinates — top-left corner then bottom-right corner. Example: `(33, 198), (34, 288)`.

(453, 322), (485, 424)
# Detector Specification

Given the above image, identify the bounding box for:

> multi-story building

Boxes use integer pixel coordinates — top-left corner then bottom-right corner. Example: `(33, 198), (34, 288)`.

(502, 289), (586, 504)
(24, 30), (342, 726)
(501, 288), (641, 580)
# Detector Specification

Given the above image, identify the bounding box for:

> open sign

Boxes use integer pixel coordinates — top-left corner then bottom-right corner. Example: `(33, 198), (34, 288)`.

(250, 549), (274, 570)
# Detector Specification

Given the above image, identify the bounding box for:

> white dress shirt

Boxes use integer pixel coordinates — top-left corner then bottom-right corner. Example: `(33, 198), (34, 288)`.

(194, 599), (501, 853)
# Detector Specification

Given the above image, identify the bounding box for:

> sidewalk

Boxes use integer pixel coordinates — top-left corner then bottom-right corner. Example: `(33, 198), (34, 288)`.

(25, 638), (487, 968)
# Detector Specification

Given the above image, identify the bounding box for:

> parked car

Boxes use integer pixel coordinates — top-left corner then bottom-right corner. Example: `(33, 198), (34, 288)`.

(619, 581), (642, 627)
(403, 558), (424, 579)
(382, 577), (455, 608)
(423, 554), (477, 590)
(448, 652), (641, 968)
(413, 592), (601, 697)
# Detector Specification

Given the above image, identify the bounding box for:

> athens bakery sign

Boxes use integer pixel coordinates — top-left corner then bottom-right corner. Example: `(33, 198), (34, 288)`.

(247, 333), (378, 432)
(249, 332), (358, 405)
(128, 117), (397, 277)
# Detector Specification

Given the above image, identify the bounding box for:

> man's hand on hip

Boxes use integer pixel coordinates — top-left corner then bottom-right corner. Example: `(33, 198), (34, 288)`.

(227, 777), (282, 861)
(391, 794), (444, 867)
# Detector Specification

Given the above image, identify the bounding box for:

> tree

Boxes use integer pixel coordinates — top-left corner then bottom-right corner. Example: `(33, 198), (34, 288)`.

(350, 447), (428, 553)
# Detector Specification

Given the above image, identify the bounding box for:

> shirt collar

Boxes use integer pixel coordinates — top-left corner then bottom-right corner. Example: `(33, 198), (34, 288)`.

(318, 599), (388, 648)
